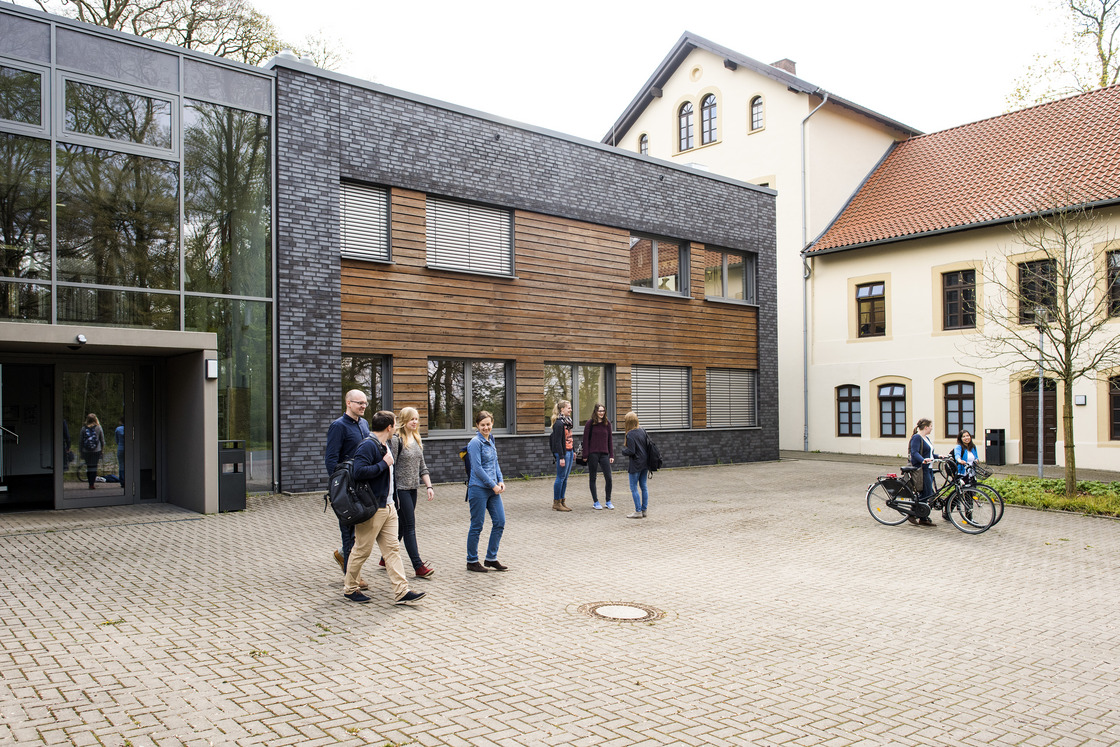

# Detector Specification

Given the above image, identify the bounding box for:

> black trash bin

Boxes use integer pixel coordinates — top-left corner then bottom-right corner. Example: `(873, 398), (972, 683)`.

(218, 440), (246, 512)
(984, 429), (1005, 466)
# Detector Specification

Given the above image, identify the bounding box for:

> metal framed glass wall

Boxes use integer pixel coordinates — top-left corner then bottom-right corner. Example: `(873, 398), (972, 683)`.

(0, 6), (275, 491)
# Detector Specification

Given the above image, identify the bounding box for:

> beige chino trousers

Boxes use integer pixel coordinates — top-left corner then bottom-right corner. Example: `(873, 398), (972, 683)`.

(344, 503), (409, 600)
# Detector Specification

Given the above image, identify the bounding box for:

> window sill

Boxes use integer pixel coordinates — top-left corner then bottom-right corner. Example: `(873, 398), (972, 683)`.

(630, 286), (690, 300)
(704, 296), (758, 308)
(426, 264), (517, 281)
(341, 255), (394, 265)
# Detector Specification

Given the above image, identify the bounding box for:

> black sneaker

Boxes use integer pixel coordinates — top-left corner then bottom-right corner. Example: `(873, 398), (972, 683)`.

(344, 591), (371, 603)
(395, 590), (426, 605)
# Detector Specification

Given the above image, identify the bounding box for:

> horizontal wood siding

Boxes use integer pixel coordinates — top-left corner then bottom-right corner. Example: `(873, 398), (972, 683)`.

(341, 188), (759, 434)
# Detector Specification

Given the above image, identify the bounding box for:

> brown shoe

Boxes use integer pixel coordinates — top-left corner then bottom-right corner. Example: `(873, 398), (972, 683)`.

(333, 550), (345, 572)
(358, 578), (369, 590)
(483, 560), (509, 572)
(466, 561), (488, 573)
(556, 500), (571, 512)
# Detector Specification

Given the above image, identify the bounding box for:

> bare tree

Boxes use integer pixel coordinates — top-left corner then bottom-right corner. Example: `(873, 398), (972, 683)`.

(961, 196), (1120, 497)
(1008, 0), (1120, 107)
(21, 0), (345, 69)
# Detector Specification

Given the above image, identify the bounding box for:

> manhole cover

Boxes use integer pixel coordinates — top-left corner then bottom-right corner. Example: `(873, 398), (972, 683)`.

(578, 601), (665, 623)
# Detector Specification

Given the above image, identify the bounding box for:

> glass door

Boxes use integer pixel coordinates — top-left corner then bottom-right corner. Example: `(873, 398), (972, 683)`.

(60, 367), (131, 508)
(0, 363), (54, 511)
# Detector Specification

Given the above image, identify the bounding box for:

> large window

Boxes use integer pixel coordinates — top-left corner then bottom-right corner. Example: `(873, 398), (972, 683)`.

(1111, 376), (1120, 440)
(1018, 259), (1056, 324)
(678, 101), (694, 151)
(425, 196), (512, 276)
(943, 269), (976, 329)
(631, 365), (690, 430)
(706, 368), (757, 427)
(837, 385), (860, 437)
(340, 181), (389, 262)
(428, 359), (509, 432)
(944, 381), (975, 438)
(1108, 250), (1119, 317)
(0, 64), (43, 127)
(64, 79), (173, 150)
(0, 132), (50, 281)
(702, 247), (756, 303)
(856, 282), (885, 337)
(183, 100), (271, 297)
(878, 384), (906, 437)
(341, 355), (391, 419)
(700, 94), (717, 144)
(750, 96), (764, 131)
(630, 235), (688, 294)
(543, 363), (612, 429)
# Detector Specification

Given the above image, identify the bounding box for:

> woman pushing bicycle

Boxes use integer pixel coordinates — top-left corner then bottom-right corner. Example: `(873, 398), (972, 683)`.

(908, 418), (942, 525)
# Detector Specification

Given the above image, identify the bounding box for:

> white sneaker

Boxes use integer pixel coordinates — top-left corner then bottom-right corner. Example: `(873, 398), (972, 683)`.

(592, 502), (603, 510)
(605, 502), (614, 510)
(626, 511), (643, 519)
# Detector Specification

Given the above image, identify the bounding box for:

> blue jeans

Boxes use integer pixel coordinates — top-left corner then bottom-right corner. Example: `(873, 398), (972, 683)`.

(553, 450), (574, 502)
(467, 485), (506, 563)
(629, 470), (649, 511)
(338, 518), (355, 565)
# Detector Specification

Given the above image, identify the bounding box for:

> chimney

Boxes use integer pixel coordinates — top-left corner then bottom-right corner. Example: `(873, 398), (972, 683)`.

(770, 58), (796, 75)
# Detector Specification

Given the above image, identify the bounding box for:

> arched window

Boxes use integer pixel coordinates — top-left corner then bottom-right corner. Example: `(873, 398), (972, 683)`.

(837, 385), (860, 437)
(639, 133), (649, 155)
(1110, 376), (1120, 440)
(750, 96), (764, 131)
(678, 102), (694, 151)
(944, 381), (975, 438)
(878, 384), (906, 437)
(700, 94), (717, 144)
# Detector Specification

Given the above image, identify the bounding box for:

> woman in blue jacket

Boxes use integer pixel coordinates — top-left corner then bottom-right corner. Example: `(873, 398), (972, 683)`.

(953, 430), (979, 486)
(466, 410), (508, 573)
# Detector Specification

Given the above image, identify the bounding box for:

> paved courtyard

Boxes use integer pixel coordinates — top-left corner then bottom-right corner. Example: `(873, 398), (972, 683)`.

(1, 458), (1118, 746)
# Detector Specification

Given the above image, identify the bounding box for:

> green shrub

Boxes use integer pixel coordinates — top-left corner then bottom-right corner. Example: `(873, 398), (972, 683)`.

(984, 477), (1120, 517)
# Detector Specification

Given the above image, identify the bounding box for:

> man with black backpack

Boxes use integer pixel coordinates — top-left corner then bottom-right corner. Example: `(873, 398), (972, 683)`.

(325, 390), (371, 588)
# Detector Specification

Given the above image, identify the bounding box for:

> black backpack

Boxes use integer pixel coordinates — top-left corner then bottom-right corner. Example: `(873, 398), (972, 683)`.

(646, 436), (664, 474)
(458, 440), (473, 484)
(324, 458), (378, 526)
(80, 426), (99, 453)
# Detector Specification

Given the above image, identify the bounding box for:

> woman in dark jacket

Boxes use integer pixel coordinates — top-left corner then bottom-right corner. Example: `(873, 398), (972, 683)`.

(549, 400), (574, 512)
(582, 403), (615, 510)
(620, 411), (650, 519)
(908, 417), (940, 525)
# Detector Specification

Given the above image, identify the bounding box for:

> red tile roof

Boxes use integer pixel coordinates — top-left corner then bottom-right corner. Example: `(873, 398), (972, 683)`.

(809, 84), (1120, 253)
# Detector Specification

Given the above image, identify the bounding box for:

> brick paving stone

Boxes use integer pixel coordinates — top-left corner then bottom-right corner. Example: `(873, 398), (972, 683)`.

(1, 459), (1119, 745)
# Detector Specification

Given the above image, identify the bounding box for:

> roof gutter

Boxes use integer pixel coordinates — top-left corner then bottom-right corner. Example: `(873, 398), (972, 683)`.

(800, 90), (828, 453)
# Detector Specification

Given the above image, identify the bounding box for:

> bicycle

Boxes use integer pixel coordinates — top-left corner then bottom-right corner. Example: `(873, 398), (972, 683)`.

(937, 459), (1005, 526)
(867, 458), (998, 534)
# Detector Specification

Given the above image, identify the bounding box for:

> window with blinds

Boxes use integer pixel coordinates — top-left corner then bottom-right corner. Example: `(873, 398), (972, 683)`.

(340, 182), (389, 261)
(426, 196), (513, 275)
(706, 368), (757, 427)
(630, 365), (690, 429)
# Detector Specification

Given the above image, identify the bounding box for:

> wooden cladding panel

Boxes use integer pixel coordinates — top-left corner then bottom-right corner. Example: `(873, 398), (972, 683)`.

(341, 201), (760, 434)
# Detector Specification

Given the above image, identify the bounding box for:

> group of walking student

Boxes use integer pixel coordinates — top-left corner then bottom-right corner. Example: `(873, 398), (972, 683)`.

(324, 392), (655, 606)
(549, 401), (652, 519)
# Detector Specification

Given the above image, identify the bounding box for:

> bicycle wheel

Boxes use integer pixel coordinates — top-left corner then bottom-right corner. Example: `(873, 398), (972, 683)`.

(867, 482), (908, 526)
(946, 487), (997, 534)
(972, 483), (1005, 526)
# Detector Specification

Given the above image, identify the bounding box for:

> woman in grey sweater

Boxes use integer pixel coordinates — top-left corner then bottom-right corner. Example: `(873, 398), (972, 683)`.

(390, 406), (436, 578)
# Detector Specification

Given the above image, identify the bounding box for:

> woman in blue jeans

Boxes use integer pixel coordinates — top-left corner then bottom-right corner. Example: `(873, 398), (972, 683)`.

(549, 399), (574, 512)
(466, 410), (508, 572)
(621, 411), (650, 519)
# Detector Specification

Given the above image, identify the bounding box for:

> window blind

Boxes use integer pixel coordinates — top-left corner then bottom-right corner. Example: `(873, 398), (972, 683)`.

(340, 182), (389, 261)
(426, 196), (512, 275)
(706, 368), (757, 427)
(631, 365), (690, 429)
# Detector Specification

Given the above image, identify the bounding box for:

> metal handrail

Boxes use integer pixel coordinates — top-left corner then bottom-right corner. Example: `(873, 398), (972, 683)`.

(0, 425), (18, 444)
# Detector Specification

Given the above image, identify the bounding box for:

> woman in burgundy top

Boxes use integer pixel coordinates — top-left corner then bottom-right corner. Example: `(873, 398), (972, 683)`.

(582, 403), (615, 510)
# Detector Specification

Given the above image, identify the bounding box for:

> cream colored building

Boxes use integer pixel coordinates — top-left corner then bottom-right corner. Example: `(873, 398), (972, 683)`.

(805, 85), (1120, 469)
(603, 32), (919, 451)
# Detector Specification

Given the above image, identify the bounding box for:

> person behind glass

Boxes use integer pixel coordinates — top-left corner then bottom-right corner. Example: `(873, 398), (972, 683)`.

(387, 406), (435, 579)
(346, 410), (426, 605)
(621, 411), (650, 519)
(583, 403), (615, 510)
(953, 430), (979, 487)
(549, 400), (574, 512)
(114, 416), (125, 491)
(908, 417), (941, 526)
(79, 413), (105, 489)
(466, 410), (508, 572)
(324, 389), (370, 589)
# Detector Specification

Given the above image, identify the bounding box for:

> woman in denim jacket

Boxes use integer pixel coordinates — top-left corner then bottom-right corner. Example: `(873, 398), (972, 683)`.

(466, 410), (508, 573)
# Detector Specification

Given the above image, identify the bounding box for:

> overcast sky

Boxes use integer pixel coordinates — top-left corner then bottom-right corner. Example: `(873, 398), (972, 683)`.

(265, 0), (1064, 141)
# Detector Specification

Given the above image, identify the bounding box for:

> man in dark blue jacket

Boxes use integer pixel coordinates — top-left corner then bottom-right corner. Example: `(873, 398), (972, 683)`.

(345, 410), (426, 605)
(325, 390), (370, 583)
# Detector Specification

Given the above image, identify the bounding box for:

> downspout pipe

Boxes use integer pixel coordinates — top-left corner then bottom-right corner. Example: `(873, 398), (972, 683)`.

(800, 90), (828, 452)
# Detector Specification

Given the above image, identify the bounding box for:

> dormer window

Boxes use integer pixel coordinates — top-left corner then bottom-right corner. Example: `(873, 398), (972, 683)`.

(750, 96), (764, 131)
(700, 94), (717, 144)
(678, 102), (694, 151)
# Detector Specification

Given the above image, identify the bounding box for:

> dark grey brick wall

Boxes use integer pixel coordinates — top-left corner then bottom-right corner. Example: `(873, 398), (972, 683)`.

(275, 63), (778, 492)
